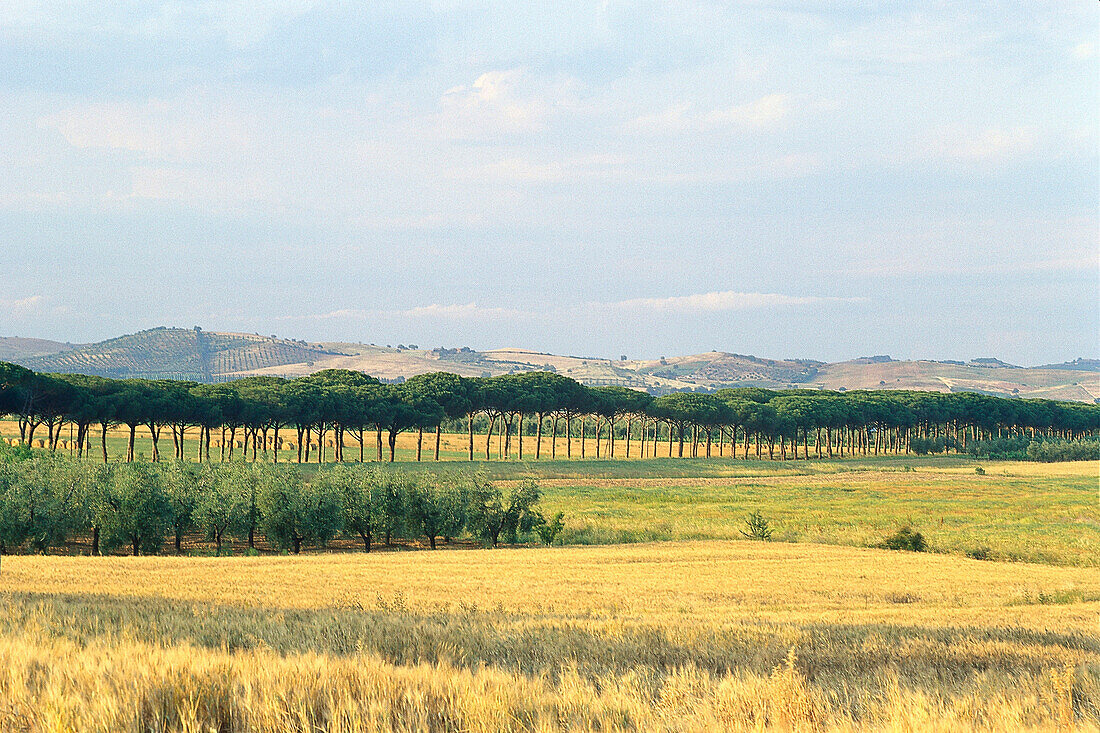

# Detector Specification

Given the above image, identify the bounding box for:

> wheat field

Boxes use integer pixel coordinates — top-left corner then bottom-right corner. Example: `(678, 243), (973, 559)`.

(3, 538), (1099, 731)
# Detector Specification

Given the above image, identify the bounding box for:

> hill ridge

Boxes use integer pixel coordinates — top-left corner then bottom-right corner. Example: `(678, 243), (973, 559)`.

(2, 327), (1097, 402)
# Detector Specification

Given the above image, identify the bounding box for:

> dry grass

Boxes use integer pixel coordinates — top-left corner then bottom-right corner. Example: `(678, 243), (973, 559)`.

(2, 541), (1098, 731)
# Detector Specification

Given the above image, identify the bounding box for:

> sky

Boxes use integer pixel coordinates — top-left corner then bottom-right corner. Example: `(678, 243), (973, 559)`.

(0, 1), (1096, 366)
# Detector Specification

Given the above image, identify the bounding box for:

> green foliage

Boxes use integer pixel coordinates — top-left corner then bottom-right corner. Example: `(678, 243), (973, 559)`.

(256, 465), (341, 554)
(910, 437), (951, 455)
(161, 461), (198, 553)
(102, 463), (172, 556)
(967, 546), (993, 561)
(1025, 438), (1100, 462)
(407, 473), (468, 549)
(880, 526), (927, 552)
(534, 511), (565, 546)
(320, 464), (407, 552)
(739, 510), (774, 541)
(193, 463), (249, 553)
(467, 477), (544, 547)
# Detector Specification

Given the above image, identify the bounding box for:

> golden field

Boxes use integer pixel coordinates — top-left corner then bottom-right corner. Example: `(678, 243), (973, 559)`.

(2, 538), (1099, 731)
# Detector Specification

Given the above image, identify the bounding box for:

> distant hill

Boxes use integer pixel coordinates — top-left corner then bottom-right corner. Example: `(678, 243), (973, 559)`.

(3, 327), (1097, 402)
(19, 327), (344, 381)
(0, 336), (77, 362)
(1039, 358), (1100, 372)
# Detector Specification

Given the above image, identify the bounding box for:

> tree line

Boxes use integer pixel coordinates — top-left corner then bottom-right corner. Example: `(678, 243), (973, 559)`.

(2, 361), (1097, 464)
(0, 454), (562, 557)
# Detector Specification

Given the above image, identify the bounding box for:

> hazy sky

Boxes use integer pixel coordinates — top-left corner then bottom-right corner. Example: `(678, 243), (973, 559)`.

(1, 1), (1096, 365)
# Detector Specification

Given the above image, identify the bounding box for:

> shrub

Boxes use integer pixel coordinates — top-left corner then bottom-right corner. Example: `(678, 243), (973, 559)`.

(909, 437), (950, 455)
(880, 526), (926, 552)
(535, 512), (565, 546)
(1025, 438), (1100, 463)
(740, 511), (774, 541)
(974, 466), (985, 475)
(967, 546), (993, 561)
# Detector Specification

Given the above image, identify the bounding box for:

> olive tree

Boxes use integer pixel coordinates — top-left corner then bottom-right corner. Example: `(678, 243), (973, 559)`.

(257, 465), (342, 554)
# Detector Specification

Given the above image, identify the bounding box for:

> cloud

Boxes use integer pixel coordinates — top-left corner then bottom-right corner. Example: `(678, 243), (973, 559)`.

(1071, 42), (1095, 60)
(0, 294), (73, 319)
(282, 303), (535, 322)
(2, 295), (45, 315)
(931, 126), (1033, 162)
(700, 94), (791, 129)
(603, 290), (867, 313)
(282, 291), (864, 325)
(440, 69), (573, 140)
(450, 153), (628, 183)
(39, 96), (253, 163)
(828, 13), (980, 65)
(627, 93), (792, 135)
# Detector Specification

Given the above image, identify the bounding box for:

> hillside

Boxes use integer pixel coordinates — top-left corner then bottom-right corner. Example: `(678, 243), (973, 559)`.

(19, 327), (343, 381)
(0, 336), (77, 362)
(3, 327), (1097, 401)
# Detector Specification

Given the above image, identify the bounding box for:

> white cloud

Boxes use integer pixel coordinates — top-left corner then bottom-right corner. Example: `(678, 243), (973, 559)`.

(283, 291), (864, 325)
(828, 13), (980, 65)
(932, 126), (1033, 162)
(627, 93), (792, 135)
(283, 303), (535, 322)
(700, 94), (791, 129)
(1071, 42), (1095, 60)
(450, 153), (628, 183)
(39, 97), (253, 163)
(603, 290), (866, 313)
(440, 69), (573, 140)
(2, 295), (45, 315)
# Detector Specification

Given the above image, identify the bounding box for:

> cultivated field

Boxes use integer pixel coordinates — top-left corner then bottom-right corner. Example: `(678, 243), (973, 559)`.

(2, 540), (1098, 731)
(1, 455), (1098, 730)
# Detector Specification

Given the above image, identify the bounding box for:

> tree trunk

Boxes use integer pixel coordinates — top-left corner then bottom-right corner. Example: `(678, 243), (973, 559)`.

(92, 526), (100, 556)
(435, 425), (442, 461)
(485, 415), (495, 460)
(416, 427), (423, 461)
(389, 431), (397, 462)
(517, 413), (523, 460)
(292, 536), (301, 555)
(536, 414), (544, 459)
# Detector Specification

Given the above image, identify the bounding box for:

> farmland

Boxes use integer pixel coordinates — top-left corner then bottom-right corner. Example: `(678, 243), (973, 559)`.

(2, 361), (1098, 730)
(1, 451), (1098, 730)
(2, 535), (1098, 730)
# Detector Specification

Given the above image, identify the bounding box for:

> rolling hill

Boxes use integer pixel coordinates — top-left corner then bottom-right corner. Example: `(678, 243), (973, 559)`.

(3, 327), (1097, 401)
(19, 327), (344, 381)
(0, 336), (78, 362)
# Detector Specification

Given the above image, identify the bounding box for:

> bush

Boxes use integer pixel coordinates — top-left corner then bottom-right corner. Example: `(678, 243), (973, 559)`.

(967, 546), (993, 561)
(880, 526), (926, 552)
(909, 436), (951, 455)
(1025, 438), (1100, 463)
(963, 436), (1099, 462)
(535, 512), (565, 546)
(740, 511), (774, 541)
